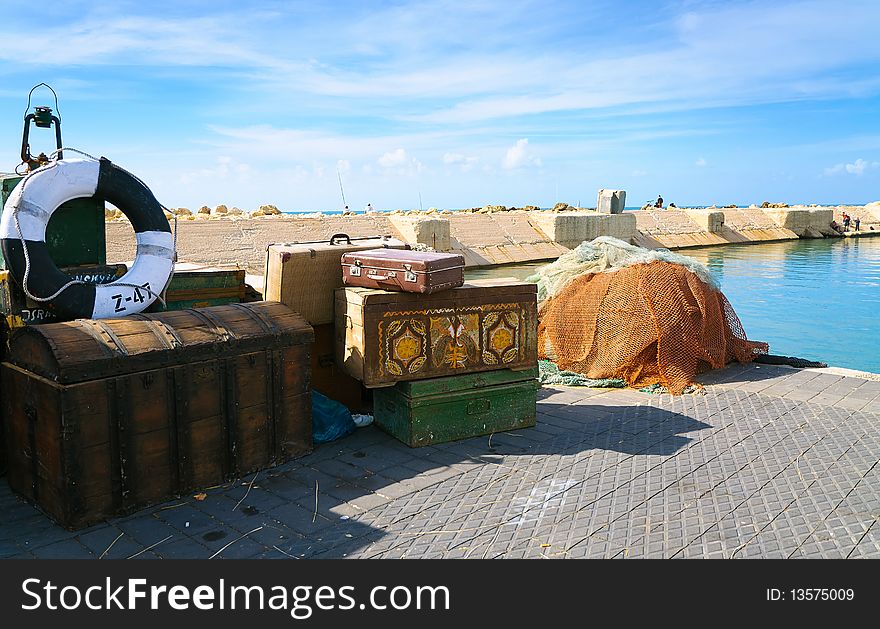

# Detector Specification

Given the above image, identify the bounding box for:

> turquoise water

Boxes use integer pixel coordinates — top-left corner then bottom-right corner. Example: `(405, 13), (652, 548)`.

(467, 237), (880, 373)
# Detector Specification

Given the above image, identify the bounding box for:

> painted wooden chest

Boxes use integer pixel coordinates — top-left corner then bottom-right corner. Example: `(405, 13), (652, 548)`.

(336, 279), (538, 388)
(1, 301), (313, 529)
(373, 367), (539, 447)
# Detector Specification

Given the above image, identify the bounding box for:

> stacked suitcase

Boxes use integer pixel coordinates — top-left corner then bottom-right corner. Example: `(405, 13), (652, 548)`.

(336, 247), (540, 446)
(265, 236), (539, 446)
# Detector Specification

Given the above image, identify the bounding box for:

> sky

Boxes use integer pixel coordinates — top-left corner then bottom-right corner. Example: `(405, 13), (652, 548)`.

(1, 0), (879, 212)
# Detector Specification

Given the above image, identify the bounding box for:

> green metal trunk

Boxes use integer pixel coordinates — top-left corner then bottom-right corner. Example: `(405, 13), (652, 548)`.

(0, 174), (106, 268)
(373, 367), (538, 447)
(146, 263), (246, 312)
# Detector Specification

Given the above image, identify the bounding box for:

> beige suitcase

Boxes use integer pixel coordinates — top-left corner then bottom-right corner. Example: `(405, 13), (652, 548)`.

(263, 234), (408, 325)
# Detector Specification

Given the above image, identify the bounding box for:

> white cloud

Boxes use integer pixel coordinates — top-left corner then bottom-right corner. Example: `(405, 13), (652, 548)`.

(377, 148), (423, 175)
(824, 158), (879, 176)
(336, 159), (351, 175)
(502, 138), (541, 170)
(695, 157), (707, 167)
(379, 148), (408, 168)
(443, 152), (480, 171)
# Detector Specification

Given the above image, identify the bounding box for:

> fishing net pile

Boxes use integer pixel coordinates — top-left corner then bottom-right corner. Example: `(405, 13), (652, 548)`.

(529, 237), (768, 394)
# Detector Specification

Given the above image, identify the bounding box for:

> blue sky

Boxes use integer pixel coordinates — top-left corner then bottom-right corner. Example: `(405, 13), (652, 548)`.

(1, 0), (879, 211)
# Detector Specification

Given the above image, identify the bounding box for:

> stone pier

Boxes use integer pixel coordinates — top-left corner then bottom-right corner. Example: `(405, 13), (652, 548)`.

(104, 204), (880, 275)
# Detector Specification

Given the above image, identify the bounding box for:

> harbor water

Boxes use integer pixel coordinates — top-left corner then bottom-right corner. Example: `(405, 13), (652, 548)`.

(466, 236), (880, 374)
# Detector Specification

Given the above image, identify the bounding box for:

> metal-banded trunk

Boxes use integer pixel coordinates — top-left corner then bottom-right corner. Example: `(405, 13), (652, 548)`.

(373, 367), (539, 447)
(336, 279), (538, 388)
(1, 301), (313, 529)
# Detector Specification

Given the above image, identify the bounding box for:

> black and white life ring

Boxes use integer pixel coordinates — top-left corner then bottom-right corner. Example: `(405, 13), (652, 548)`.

(0, 157), (174, 319)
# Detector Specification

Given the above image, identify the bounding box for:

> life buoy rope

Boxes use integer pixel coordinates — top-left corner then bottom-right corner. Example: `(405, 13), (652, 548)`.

(0, 152), (176, 320)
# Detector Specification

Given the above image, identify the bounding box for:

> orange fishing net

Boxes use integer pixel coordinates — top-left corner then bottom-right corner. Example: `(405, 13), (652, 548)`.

(537, 260), (768, 394)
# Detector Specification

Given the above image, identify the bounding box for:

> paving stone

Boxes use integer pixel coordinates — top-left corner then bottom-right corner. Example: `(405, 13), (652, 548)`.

(31, 538), (95, 559)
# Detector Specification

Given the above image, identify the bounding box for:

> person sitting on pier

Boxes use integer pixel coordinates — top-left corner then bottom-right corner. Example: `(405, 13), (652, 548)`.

(654, 195), (664, 208)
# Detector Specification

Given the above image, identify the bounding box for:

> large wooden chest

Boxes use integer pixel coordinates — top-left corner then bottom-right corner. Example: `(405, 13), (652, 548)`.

(1, 301), (314, 529)
(336, 279), (538, 388)
(263, 235), (408, 325)
(373, 368), (539, 447)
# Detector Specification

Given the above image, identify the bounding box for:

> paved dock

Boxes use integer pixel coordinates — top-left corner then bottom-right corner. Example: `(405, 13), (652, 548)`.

(2, 362), (879, 559)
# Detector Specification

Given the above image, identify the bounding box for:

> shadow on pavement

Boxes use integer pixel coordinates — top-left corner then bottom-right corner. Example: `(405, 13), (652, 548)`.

(0, 392), (712, 560)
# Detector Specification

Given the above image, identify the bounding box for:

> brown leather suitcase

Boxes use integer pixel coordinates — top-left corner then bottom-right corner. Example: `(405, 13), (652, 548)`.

(1, 301), (314, 529)
(342, 249), (465, 294)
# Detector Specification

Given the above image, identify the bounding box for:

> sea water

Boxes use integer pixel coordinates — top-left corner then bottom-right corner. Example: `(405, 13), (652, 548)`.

(467, 236), (880, 373)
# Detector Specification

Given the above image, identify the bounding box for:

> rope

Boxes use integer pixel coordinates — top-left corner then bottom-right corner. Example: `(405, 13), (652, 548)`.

(9, 149), (174, 309)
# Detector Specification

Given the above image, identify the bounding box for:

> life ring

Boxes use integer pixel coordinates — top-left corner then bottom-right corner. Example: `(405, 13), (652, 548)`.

(0, 157), (174, 319)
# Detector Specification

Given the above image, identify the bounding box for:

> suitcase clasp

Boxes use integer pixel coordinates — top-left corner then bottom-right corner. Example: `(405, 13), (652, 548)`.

(403, 264), (417, 283)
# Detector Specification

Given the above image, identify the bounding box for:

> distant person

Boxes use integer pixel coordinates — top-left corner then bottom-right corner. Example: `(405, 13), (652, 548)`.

(654, 195), (664, 208)
(842, 213), (851, 231)
(668, 202), (677, 208)
(830, 219), (842, 233)
(343, 205), (349, 212)
(854, 216), (861, 232)
(365, 202), (374, 214)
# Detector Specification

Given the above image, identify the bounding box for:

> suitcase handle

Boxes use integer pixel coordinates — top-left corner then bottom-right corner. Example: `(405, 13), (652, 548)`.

(330, 233), (352, 245)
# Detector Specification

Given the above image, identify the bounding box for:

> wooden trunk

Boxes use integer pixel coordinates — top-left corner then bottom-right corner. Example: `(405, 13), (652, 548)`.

(263, 235), (408, 325)
(146, 263), (246, 312)
(373, 368), (538, 447)
(336, 279), (538, 388)
(1, 301), (313, 529)
(310, 323), (372, 414)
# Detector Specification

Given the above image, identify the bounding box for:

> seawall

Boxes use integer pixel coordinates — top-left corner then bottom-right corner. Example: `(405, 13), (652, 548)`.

(104, 203), (880, 274)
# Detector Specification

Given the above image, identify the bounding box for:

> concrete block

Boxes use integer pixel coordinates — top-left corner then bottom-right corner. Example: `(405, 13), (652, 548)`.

(599, 213), (638, 241)
(763, 208), (834, 237)
(528, 211), (637, 247)
(387, 216), (451, 250)
(597, 189), (627, 214)
(684, 209), (725, 233)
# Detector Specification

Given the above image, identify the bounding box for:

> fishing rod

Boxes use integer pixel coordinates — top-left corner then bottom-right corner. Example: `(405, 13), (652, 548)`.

(337, 168), (347, 208)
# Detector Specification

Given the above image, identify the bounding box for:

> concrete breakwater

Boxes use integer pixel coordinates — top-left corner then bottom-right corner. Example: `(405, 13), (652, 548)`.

(105, 203), (880, 275)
